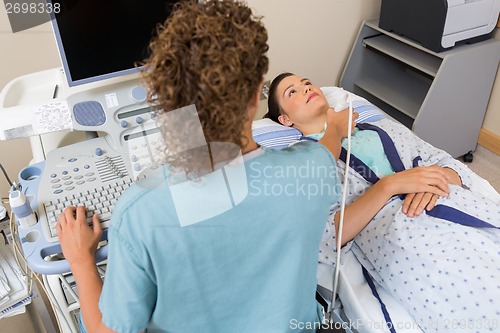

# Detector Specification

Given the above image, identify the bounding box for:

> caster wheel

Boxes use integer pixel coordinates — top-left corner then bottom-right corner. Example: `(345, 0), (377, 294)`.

(463, 152), (473, 163)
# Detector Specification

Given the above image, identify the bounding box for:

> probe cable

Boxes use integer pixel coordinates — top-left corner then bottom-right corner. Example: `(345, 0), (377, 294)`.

(329, 92), (353, 321)
(0, 163), (14, 188)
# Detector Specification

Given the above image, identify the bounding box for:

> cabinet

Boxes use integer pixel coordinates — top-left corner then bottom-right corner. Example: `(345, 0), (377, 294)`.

(340, 19), (500, 158)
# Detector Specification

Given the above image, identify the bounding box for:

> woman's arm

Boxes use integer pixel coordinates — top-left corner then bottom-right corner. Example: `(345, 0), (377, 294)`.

(334, 166), (450, 246)
(402, 165), (462, 217)
(71, 259), (115, 333)
(56, 207), (117, 333)
(443, 167), (462, 186)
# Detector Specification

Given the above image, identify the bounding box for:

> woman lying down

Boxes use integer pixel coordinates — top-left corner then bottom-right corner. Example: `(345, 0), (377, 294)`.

(263, 73), (500, 333)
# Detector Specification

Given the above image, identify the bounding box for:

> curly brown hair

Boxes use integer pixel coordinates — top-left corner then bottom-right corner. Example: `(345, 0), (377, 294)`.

(142, 0), (268, 178)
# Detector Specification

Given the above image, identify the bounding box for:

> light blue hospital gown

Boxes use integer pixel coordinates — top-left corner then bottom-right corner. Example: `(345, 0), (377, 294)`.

(318, 118), (500, 333)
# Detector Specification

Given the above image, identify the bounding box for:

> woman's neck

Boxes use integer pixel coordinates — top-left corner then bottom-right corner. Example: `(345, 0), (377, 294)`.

(298, 112), (328, 136)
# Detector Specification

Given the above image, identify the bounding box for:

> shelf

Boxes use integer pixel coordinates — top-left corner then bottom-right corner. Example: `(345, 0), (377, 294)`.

(0, 68), (63, 108)
(364, 19), (445, 57)
(341, 19), (500, 158)
(355, 75), (427, 119)
(363, 35), (441, 77)
(358, 93), (414, 129)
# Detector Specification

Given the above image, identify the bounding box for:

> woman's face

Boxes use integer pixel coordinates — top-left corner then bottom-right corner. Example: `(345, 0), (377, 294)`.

(276, 75), (329, 127)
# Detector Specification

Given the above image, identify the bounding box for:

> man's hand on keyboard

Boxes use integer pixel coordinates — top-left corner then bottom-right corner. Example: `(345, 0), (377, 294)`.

(56, 206), (103, 268)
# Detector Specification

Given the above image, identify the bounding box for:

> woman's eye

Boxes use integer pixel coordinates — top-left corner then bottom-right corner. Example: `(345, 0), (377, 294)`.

(288, 89), (296, 97)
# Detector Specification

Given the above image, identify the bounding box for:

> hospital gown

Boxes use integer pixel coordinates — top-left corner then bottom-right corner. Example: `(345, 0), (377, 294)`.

(318, 118), (500, 333)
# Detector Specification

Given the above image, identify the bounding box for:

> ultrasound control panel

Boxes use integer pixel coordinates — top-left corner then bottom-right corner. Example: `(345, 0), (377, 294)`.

(17, 78), (165, 274)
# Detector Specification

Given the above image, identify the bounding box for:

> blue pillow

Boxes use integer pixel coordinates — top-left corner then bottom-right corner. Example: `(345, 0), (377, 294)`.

(252, 87), (384, 149)
(252, 118), (302, 150)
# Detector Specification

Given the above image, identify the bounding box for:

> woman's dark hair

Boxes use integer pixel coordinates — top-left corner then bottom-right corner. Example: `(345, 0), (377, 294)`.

(265, 72), (295, 123)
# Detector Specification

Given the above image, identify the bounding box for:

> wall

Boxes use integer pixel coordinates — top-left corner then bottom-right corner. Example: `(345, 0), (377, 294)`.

(484, 67), (500, 135)
(0, 1), (499, 197)
(489, 17), (500, 139)
(478, 27), (500, 154)
(249, 0), (381, 86)
(248, 0), (382, 118)
(0, 10), (60, 198)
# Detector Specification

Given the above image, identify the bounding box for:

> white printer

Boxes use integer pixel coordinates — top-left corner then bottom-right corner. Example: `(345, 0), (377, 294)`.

(379, 0), (500, 52)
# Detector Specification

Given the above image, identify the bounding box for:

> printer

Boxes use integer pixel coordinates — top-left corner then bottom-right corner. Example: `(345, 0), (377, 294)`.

(379, 0), (500, 52)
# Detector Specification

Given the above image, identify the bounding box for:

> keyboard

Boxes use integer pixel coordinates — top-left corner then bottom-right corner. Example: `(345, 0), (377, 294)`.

(43, 177), (135, 237)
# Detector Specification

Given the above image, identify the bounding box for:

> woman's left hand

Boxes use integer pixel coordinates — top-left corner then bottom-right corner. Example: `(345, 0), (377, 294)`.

(402, 192), (439, 217)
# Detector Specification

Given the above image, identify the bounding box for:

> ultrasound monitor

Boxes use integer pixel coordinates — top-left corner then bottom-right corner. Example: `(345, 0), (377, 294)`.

(48, 0), (181, 87)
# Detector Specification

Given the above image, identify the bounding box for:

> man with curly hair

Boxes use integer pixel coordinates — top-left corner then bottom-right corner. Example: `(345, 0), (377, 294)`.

(56, 1), (347, 332)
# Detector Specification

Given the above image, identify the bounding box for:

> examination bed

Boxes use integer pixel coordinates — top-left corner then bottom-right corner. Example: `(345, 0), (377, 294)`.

(251, 87), (500, 333)
(315, 166), (500, 333)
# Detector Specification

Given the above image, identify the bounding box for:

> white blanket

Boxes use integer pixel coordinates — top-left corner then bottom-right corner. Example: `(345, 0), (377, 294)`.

(318, 118), (500, 333)
(318, 172), (499, 333)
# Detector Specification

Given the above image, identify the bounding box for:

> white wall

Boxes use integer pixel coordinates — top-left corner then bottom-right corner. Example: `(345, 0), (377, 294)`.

(0, 9), (61, 197)
(249, 0), (381, 118)
(482, 30), (500, 135)
(250, 0), (381, 86)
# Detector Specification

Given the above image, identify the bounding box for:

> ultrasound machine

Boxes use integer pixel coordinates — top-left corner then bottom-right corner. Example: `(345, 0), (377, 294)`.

(0, 1), (182, 331)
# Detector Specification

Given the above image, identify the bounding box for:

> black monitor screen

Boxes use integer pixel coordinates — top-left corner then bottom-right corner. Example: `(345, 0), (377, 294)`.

(49, 0), (181, 86)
